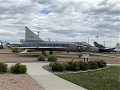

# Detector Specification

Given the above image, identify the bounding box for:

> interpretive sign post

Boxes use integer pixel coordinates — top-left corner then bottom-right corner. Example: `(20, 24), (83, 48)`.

(82, 53), (89, 62)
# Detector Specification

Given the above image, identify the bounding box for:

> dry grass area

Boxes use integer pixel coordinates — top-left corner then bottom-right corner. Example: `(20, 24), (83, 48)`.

(0, 74), (44, 90)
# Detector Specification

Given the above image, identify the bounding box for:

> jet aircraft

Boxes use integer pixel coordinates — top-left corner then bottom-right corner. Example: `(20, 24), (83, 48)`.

(17, 27), (99, 54)
(0, 40), (4, 49)
(94, 42), (115, 52)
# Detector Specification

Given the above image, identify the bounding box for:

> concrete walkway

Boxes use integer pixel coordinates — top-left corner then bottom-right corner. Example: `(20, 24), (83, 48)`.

(7, 62), (87, 90)
(107, 64), (120, 66)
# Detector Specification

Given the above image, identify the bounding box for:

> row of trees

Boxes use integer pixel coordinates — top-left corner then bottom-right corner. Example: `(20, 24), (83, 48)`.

(50, 60), (107, 72)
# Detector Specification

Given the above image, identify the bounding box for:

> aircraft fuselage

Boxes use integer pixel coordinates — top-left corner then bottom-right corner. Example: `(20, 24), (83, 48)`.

(21, 41), (87, 52)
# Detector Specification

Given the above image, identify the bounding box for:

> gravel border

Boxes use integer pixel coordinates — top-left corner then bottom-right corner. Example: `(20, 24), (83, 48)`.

(0, 74), (44, 90)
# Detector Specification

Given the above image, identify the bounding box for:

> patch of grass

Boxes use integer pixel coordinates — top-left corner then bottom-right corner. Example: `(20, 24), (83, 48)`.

(56, 66), (120, 90)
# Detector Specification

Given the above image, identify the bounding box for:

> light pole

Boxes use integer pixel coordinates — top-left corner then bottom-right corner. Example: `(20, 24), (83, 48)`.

(88, 37), (89, 44)
(87, 37), (90, 51)
(48, 38), (50, 41)
(37, 31), (40, 37)
(96, 36), (99, 42)
(103, 41), (105, 47)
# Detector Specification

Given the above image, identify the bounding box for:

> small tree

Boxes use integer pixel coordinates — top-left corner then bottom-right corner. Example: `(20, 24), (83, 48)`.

(38, 54), (45, 61)
(48, 55), (57, 62)
(52, 62), (65, 72)
(66, 61), (80, 71)
(0, 62), (7, 74)
(88, 61), (99, 69)
(10, 63), (27, 74)
(96, 60), (107, 68)
(79, 61), (89, 71)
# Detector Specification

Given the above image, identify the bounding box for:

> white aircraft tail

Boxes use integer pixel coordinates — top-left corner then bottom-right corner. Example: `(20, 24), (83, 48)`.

(115, 43), (120, 49)
(114, 43), (120, 52)
(25, 27), (44, 41)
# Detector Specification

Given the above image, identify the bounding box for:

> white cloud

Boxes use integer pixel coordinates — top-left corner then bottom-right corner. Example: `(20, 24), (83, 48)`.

(0, 0), (119, 47)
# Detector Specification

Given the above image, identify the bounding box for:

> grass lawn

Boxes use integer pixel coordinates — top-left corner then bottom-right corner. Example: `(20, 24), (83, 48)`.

(56, 66), (120, 90)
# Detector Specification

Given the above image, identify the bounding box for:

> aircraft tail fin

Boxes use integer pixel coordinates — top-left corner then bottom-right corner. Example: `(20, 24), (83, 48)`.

(94, 42), (105, 48)
(25, 27), (44, 42)
(115, 43), (120, 49)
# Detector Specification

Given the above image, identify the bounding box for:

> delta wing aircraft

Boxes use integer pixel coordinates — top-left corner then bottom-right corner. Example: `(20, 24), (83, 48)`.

(20, 27), (86, 53)
(17, 27), (99, 53)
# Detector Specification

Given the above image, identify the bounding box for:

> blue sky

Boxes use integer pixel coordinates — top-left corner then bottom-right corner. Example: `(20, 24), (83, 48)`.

(0, 0), (119, 47)
(40, 8), (51, 14)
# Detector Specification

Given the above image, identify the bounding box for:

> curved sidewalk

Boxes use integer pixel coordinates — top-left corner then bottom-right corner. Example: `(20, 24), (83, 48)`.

(7, 62), (87, 90)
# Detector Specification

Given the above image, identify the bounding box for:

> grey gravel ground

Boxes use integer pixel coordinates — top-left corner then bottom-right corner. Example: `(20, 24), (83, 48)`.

(0, 49), (119, 64)
(0, 74), (44, 90)
(0, 53), (119, 64)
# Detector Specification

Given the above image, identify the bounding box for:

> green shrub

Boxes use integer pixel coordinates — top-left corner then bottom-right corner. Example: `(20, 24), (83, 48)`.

(49, 62), (54, 67)
(66, 61), (80, 71)
(72, 62), (80, 71)
(12, 48), (21, 53)
(65, 61), (73, 71)
(52, 62), (65, 72)
(10, 63), (27, 74)
(96, 60), (107, 68)
(38, 54), (45, 61)
(88, 61), (99, 69)
(79, 61), (89, 71)
(0, 62), (7, 74)
(48, 55), (57, 62)
(27, 49), (36, 52)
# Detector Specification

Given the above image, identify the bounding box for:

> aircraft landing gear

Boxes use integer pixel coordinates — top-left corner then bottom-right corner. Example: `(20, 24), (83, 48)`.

(49, 51), (53, 55)
(42, 50), (46, 56)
